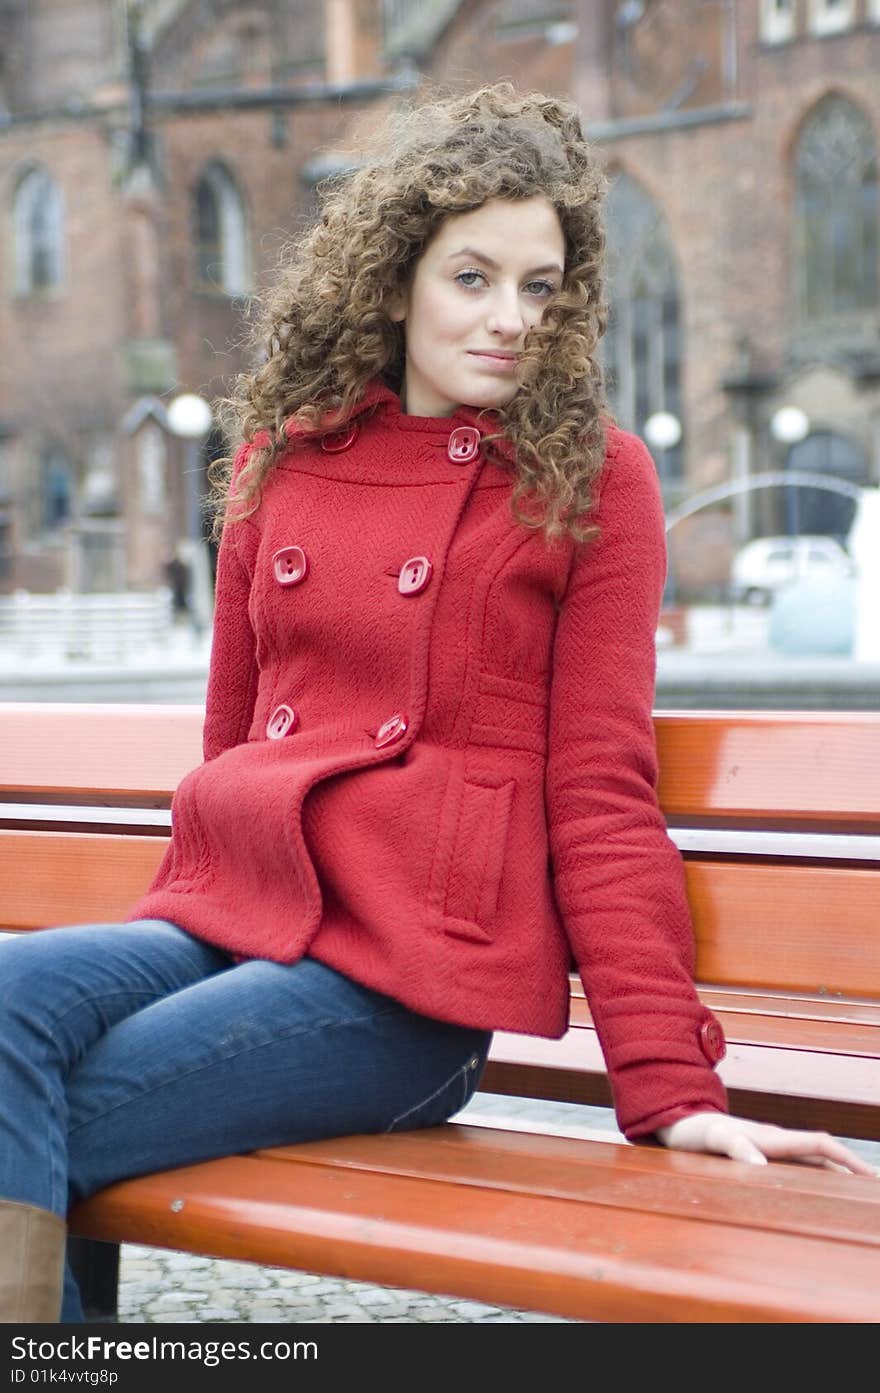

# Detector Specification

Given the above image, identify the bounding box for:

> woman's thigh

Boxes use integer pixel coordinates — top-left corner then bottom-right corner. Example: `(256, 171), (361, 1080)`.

(0, 919), (230, 1073)
(67, 955), (491, 1204)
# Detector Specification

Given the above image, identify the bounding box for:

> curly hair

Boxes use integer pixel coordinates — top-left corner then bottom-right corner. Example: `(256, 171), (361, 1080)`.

(210, 79), (612, 544)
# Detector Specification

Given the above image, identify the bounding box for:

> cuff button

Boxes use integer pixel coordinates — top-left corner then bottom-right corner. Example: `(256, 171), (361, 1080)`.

(699, 1019), (726, 1064)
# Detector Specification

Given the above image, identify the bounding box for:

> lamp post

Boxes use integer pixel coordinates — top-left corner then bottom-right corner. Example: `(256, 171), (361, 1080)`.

(166, 392), (213, 636)
(770, 405), (810, 536)
(644, 411), (682, 603)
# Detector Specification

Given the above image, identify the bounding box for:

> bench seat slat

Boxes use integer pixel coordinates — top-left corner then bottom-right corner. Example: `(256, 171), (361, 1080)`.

(68, 1128), (880, 1323)
(256, 1127), (880, 1245)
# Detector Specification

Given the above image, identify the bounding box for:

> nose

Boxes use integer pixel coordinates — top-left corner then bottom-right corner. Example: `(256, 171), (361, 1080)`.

(485, 285), (527, 339)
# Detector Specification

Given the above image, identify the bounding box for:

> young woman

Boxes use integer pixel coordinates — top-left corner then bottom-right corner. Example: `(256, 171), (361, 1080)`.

(1, 81), (873, 1325)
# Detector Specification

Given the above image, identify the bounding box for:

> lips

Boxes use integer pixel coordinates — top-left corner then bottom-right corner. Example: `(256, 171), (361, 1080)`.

(469, 351), (519, 360)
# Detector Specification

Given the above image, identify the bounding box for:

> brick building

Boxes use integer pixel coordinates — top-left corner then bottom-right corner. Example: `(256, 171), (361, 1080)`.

(0, 1), (877, 598)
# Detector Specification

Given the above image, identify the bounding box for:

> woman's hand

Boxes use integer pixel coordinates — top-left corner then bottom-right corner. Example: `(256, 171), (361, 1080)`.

(656, 1112), (879, 1176)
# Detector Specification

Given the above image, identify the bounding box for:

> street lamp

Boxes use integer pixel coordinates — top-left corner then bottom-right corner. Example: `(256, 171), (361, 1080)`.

(166, 392), (213, 635)
(770, 406), (810, 534)
(643, 411), (682, 453)
(770, 406), (809, 445)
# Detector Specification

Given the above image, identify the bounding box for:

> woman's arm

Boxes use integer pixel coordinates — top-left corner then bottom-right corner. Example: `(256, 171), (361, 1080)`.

(547, 431), (878, 1174)
(546, 428), (727, 1141)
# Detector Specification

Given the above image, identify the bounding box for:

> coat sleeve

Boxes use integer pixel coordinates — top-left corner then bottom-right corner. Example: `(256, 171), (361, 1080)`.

(546, 429), (728, 1141)
(202, 445), (260, 763)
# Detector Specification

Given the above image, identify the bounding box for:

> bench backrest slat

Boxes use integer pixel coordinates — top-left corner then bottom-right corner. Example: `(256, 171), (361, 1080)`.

(3, 707), (880, 829)
(655, 712), (880, 829)
(3, 829), (878, 1000)
(1, 830), (166, 930)
(0, 705), (202, 802)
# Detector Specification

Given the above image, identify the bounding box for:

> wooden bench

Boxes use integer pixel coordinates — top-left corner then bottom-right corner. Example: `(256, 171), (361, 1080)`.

(2, 703), (879, 1323)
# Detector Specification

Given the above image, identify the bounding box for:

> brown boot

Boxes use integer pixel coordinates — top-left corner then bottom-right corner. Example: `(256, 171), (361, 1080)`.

(0, 1201), (65, 1322)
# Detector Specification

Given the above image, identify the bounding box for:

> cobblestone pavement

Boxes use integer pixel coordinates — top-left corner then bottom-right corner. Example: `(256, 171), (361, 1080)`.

(114, 1096), (880, 1324)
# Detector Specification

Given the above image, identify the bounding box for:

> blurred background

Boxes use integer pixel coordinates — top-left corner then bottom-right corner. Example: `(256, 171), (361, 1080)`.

(0, 0), (878, 707)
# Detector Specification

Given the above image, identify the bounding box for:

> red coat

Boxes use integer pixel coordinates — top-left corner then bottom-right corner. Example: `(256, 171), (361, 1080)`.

(129, 377), (728, 1139)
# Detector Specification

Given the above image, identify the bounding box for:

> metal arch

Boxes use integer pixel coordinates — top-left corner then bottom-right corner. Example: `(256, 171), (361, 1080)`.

(663, 470), (865, 533)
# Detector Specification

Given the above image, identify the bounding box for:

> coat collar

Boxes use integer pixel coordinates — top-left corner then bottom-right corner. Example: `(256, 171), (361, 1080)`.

(286, 376), (517, 466)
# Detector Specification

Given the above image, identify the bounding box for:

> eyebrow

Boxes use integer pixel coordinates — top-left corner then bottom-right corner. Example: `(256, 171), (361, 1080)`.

(446, 247), (563, 276)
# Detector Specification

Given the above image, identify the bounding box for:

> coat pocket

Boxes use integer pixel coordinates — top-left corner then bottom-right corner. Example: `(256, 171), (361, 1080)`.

(429, 766), (515, 940)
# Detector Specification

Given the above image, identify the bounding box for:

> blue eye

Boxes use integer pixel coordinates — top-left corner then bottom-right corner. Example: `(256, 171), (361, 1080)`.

(455, 270), (557, 296)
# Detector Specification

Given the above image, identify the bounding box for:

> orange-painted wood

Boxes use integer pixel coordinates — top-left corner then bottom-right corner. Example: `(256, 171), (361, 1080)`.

(4, 825), (879, 1136)
(655, 711), (880, 827)
(684, 859), (880, 998)
(0, 704), (202, 801)
(484, 1023), (880, 1133)
(4, 830), (878, 997)
(258, 1126), (880, 1243)
(570, 984), (880, 1042)
(68, 1125), (880, 1323)
(0, 831), (166, 931)
(4, 706), (880, 827)
(7, 703), (880, 1320)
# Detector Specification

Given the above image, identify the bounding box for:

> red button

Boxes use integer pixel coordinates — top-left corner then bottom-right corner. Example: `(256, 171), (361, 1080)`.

(699, 1019), (726, 1064)
(266, 704), (298, 740)
(321, 424), (359, 453)
(447, 426), (481, 464)
(398, 556), (433, 596)
(374, 713), (408, 749)
(273, 546), (308, 586)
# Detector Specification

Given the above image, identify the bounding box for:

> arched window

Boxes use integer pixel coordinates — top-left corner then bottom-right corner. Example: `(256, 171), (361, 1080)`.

(603, 173), (684, 486)
(12, 168), (64, 295)
(193, 164), (250, 295)
(794, 97), (878, 322)
(784, 430), (867, 539)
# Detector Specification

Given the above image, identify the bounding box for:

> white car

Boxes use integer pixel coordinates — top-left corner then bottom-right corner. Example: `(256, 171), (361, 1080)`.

(729, 535), (854, 605)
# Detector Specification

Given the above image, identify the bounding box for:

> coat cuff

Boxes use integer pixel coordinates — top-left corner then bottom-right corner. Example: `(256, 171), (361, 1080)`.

(618, 1063), (729, 1141)
(626, 1101), (729, 1144)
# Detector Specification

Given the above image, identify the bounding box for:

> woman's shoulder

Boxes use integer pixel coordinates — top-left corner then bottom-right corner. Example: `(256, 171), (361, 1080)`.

(601, 421), (654, 471)
(594, 421), (661, 514)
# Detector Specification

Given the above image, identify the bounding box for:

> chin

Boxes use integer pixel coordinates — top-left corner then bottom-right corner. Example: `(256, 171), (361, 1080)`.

(464, 383), (517, 411)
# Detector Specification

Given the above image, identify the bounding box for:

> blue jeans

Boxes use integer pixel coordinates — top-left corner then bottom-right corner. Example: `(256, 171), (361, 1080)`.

(0, 920), (492, 1322)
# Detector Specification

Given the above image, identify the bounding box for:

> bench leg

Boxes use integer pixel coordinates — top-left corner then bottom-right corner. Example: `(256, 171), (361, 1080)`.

(67, 1238), (120, 1323)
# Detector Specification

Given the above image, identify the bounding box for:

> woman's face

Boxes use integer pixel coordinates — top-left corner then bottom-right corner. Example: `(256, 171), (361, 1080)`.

(389, 196), (566, 417)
